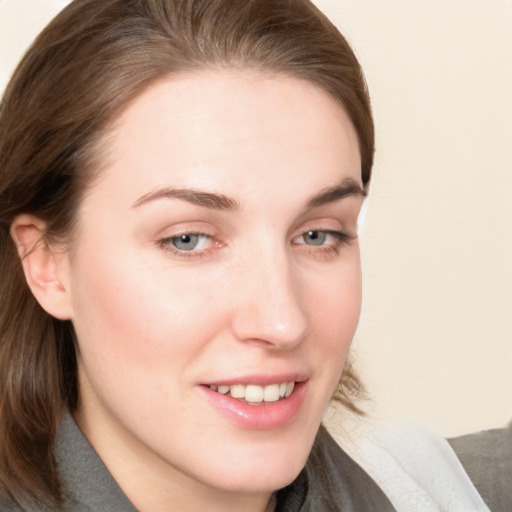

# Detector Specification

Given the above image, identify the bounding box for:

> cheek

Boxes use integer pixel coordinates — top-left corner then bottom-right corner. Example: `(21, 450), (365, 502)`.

(315, 254), (362, 332)
(69, 255), (228, 431)
(307, 257), (362, 375)
(68, 241), (235, 392)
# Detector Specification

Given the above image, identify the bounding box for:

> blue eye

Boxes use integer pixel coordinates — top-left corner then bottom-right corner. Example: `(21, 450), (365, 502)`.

(171, 234), (203, 251)
(292, 229), (354, 256)
(302, 230), (327, 246)
(158, 231), (219, 259)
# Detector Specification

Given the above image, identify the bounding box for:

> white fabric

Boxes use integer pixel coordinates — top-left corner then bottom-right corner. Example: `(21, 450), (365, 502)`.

(326, 409), (490, 512)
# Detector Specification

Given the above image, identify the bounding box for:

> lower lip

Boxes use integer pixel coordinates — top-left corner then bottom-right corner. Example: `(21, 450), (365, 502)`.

(199, 382), (307, 430)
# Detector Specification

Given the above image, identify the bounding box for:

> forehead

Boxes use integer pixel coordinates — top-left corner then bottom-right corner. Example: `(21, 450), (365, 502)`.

(87, 71), (362, 209)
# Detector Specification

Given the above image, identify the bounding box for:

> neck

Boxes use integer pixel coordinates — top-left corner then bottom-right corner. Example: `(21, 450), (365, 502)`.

(74, 407), (276, 512)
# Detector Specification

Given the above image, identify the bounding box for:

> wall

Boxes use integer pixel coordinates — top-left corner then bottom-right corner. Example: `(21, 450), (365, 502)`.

(1, 0), (511, 436)
(315, 0), (512, 436)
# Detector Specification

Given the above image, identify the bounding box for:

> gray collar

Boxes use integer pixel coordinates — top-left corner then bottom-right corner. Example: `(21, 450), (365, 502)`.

(55, 415), (395, 512)
(55, 413), (138, 512)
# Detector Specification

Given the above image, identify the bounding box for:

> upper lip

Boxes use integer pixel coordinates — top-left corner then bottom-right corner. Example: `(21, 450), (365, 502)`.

(201, 373), (309, 387)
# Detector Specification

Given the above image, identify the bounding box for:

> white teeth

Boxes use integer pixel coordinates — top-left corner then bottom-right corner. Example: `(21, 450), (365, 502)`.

(230, 385), (245, 399)
(211, 381), (296, 402)
(263, 384), (280, 402)
(245, 385), (264, 403)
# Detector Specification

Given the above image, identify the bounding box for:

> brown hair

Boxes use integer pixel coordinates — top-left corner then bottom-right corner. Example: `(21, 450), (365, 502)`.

(0, 0), (373, 506)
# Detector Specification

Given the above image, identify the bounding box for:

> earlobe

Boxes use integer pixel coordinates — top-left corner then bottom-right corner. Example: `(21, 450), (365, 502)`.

(10, 214), (73, 321)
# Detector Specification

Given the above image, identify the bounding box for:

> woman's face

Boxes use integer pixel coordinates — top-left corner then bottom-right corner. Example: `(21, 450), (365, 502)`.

(64, 71), (364, 503)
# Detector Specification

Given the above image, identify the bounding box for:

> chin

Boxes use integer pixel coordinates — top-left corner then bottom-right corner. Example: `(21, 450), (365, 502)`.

(193, 402), (326, 493)
(209, 462), (304, 494)
(196, 434), (313, 494)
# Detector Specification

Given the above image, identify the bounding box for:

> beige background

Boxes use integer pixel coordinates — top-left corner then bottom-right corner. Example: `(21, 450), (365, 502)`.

(1, 0), (511, 437)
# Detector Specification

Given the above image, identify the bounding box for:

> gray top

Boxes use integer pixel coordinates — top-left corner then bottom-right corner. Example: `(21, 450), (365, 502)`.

(0, 414), (137, 512)
(0, 414), (396, 511)
(55, 414), (138, 512)
(449, 426), (512, 512)
(277, 425), (396, 511)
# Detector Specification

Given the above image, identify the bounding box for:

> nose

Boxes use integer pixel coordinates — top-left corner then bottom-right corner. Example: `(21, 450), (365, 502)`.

(229, 245), (309, 350)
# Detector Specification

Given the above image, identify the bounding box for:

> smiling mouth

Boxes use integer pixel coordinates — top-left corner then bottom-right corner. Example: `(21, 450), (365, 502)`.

(207, 381), (295, 404)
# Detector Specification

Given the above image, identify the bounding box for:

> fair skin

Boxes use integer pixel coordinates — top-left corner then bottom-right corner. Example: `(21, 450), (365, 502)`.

(13, 71), (364, 512)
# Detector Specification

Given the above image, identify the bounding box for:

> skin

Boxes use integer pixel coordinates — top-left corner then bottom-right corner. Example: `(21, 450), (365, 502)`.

(14, 71), (364, 511)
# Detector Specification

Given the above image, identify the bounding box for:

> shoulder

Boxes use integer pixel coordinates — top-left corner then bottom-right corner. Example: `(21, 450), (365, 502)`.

(310, 426), (397, 511)
(325, 411), (490, 512)
(276, 426), (396, 512)
(449, 427), (512, 512)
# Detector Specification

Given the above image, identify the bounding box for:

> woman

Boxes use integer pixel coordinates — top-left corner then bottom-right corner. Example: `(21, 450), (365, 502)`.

(0, 0), (491, 510)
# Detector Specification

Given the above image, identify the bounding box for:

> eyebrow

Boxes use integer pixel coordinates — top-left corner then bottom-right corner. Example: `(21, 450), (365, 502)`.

(305, 178), (367, 209)
(131, 177), (365, 211)
(131, 188), (239, 211)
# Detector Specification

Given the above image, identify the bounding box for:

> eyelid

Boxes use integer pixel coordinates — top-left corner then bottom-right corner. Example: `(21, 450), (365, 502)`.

(290, 228), (357, 262)
(291, 214), (356, 241)
(160, 232), (211, 250)
(158, 234), (222, 262)
(292, 229), (355, 244)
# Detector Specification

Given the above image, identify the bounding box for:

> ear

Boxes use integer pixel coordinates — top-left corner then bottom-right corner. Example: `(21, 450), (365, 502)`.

(10, 214), (73, 320)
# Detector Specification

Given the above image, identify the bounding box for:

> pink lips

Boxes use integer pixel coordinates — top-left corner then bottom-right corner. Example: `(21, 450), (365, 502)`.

(198, 380), (307, 430)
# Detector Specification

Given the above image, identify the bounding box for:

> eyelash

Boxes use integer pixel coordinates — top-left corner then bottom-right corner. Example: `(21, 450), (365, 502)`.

(157, 232), (218, 261)
(292, 230), (355, 259)
(157, 229), (355, 261)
